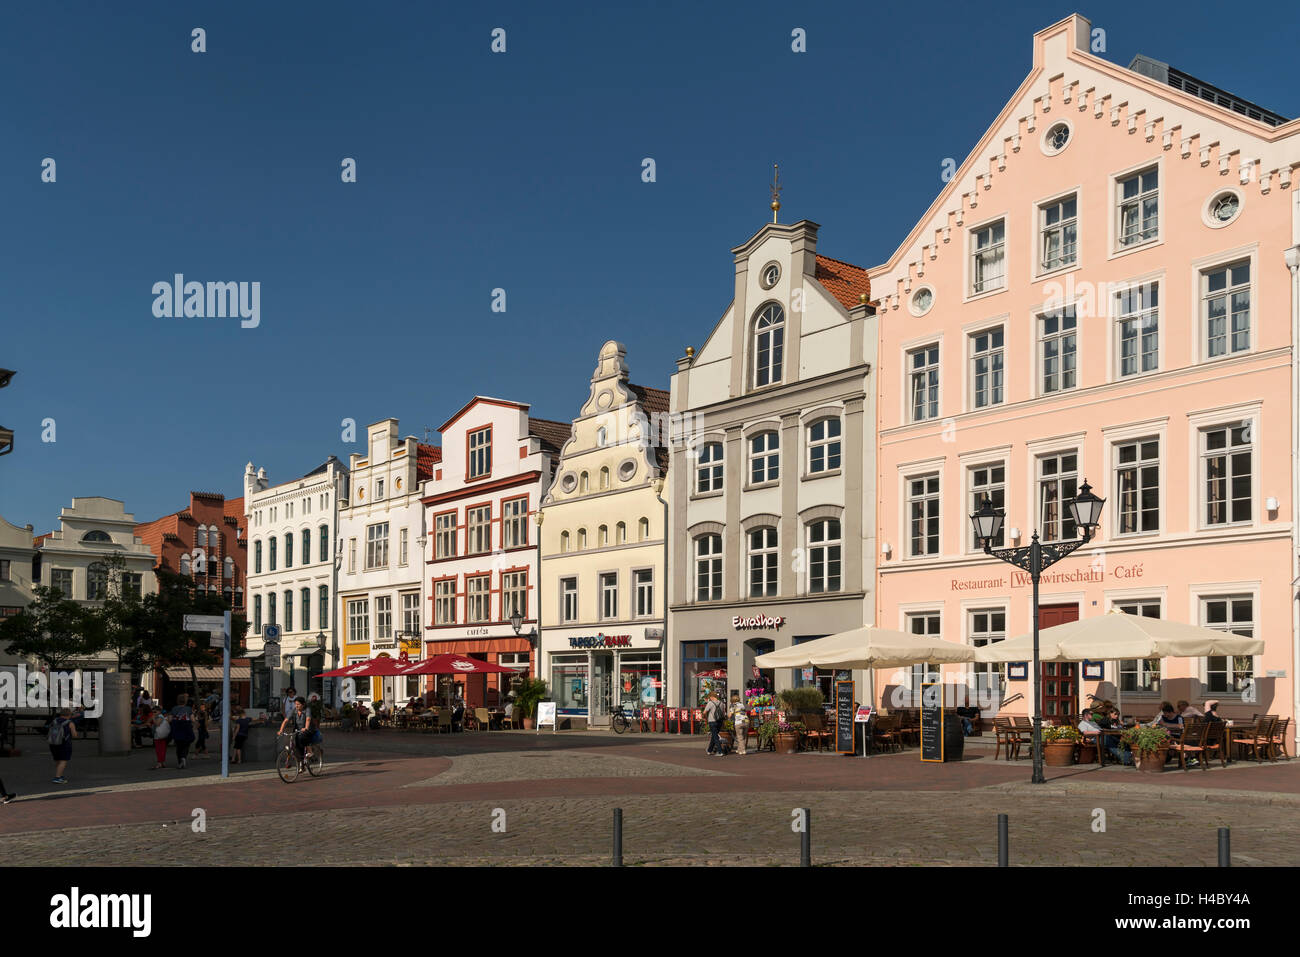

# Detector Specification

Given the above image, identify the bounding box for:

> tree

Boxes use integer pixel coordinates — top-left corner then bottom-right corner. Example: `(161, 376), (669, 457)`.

(94, 551), (150, 677)
(0, 586), (105, 713)
(132, 569), (248, 703)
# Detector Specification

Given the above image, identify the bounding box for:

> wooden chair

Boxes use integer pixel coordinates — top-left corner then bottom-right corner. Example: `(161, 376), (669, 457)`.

(473, 708), (492, 731)
(872, 715), (901, 753)
(1269, 717), (1291, 760)
(1169, 719), (1208, 771)
(435, 710), (452, 734)
(1245, 717), (1277, 763)
(1200, 719), (1227, 768)
(802, 713), (830, 752)
(993, 716), (1016, 761)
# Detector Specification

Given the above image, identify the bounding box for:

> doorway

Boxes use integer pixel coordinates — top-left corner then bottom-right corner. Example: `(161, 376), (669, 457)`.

(590, 651), (614, 727)
(1038, 603), (1079, 721)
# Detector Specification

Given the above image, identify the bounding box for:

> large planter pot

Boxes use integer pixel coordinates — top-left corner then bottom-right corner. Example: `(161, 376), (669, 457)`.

(521, 717), (535, 730)
(1043, 741), (1077, 767)
(1134, 748), (1168, 773)
(1077, 742), (1097, 764)
(774, 732), (799, 755)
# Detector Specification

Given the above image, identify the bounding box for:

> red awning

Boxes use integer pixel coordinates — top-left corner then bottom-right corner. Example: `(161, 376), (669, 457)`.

(405, 653), (519, 676)
(318, 658), (415, 678)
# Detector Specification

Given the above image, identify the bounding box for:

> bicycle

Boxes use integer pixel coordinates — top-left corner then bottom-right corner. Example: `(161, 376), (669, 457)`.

(610, 706), (639, 734)
(276, 731), (324, 783)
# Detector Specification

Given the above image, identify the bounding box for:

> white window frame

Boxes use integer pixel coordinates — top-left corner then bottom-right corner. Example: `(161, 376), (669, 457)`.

(901, 608), (944, 693)
(466, 575), (491, 623)
(695, 441), (724, 494)
(365, 522), (389, 570)
(806, 418), (842, 475)
(967, 606), (1006, 700)
(806, 519), (842, 594)
(748, 431), (780, 485)
(1193, 248), (1258, 363)
(502, 570), (528, 620)
(599, 572), (618, 620)
(905, 471), (941, 558)
(435, 512), (457, 560)
(466, 505), (492, 555)
(695, 534), (723, 602)
(969, 218), (1006, 297)
(967, 461), (1007, 551)
(1191, 586), (1260, 698)
(468, 426), (492, 480)
(401, 591), (420, 635)
(752, 302), (786, 389)
(348, 598), (370, 643)
(907, 342), (941, 423)
(1036, 191), (1079, 276)
(398, 527), (408, 567)
(561, 577), (578, 623)
(747, 526), (779, 598)
(634, 568), (654, 618)
(1113, 280), (1161, 379)
(375, 594), (393, 640)
(1037, 304), (1079, 397)
(1114, 164), (1160, 252)
(1111, 435), (1162, 538)
(1111, 597), (1163, 694)
(501, 497), (528, 549)
(967, 325), (1005, 410)
(434, 579), (456, 625)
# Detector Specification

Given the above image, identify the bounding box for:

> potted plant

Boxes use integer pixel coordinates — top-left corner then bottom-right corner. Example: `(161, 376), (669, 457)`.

(513, 678), (549, 730)
(1122, 725), (1171, 773)
(777, 687), (825, 717)
(339, 702), (356, 732)
(718, 715), (735, 750)
(1041, 724), (1082, 766)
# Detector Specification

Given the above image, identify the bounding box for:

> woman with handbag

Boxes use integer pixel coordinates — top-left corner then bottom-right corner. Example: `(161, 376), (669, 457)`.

(150, 708), (171, 769)
(169, 694), (197, 768)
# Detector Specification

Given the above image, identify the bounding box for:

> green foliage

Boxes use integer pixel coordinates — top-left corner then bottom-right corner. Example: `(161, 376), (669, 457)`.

(1121, 724), (1171, 756)
(512, 678), (549, 719)
(777, 686), (825, 711)
(1043, 725), (1083, 743)
(1, 586), (105, 675)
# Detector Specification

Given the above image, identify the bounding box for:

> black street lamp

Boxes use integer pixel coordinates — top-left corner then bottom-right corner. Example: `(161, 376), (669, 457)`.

(509, 606), (538, 650)
(970, 480), (1105, 783)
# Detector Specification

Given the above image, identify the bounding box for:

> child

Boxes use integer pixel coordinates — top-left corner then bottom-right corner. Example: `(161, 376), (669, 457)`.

(231, 707), (251, 764)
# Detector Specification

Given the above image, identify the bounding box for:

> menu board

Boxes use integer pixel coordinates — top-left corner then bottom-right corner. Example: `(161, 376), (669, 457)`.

(920, 682), (943, 762)
(835, 680), (854, 753)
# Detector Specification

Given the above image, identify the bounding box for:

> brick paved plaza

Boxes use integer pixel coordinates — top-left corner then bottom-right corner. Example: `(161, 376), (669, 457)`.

(1, 730), (1297, 866)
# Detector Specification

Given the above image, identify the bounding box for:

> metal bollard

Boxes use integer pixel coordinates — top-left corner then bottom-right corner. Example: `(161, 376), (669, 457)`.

(613, 808), (623, 867)
(800, 808), (811, 867)
(1217, 827), (1230, 867)
(997, 814), (1009, 867)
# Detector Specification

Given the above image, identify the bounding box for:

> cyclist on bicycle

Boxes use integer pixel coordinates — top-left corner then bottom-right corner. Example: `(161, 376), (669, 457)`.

(277, 696), (318, 770)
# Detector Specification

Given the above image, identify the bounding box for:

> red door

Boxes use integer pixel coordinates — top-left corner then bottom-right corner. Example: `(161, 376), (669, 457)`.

(1038, 603), (1079, 723)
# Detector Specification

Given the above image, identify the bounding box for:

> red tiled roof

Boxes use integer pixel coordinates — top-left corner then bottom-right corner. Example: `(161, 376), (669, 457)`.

(814, 254), (871, 311)
(33, 532), (52, 547)
(529, 418), (572, 454)
(629, 383), (670, 417)
(223, 497), (244, 522)
(416, 443), (442, 482)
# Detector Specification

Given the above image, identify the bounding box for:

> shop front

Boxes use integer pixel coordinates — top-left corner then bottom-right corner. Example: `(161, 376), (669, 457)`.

(669, 597), (866, 709)
(544, 629), (664, 728)
(423, 634), (532, 709)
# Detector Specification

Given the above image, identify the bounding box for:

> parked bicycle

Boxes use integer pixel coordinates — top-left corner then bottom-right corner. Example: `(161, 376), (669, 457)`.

(611, 706), (638, 734)
(276, 731), (324, 783)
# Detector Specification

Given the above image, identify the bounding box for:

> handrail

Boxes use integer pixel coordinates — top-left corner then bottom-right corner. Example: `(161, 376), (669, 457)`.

(999, 692), (1024, 708)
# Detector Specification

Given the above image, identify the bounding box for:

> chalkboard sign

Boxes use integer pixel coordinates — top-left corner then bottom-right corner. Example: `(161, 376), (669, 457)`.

(835, 680), (854, 753)
(920, 682), (944, 762)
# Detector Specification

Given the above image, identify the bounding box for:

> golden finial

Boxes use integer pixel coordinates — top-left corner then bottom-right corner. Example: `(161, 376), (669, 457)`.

(770, 164), (782, 223)
(685, 346), (695, 358)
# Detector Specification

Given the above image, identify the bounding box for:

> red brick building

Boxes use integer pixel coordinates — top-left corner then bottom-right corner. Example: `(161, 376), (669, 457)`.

(135, 492), (249, 705)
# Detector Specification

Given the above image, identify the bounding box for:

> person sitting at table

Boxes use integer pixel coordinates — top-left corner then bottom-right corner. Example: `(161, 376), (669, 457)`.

(452, 697), (466, 732)
(1177, 699), (1202, 719)
(1202, 699), (1223, 722)
(1149, 702), (1183, 734)
(1078, 711), (1101, 733)
(954, 704), (980, 736)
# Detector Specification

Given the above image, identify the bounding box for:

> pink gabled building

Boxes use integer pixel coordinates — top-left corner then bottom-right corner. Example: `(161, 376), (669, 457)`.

(869, 13), (1300, 740)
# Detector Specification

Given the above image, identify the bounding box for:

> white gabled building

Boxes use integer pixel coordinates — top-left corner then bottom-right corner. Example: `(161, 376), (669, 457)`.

(336, 419), (440, 708)
(243, 456), (348, 708)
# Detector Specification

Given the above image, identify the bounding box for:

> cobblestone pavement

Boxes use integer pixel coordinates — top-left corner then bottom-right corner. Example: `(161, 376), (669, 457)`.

(1, 730), (1297, 866)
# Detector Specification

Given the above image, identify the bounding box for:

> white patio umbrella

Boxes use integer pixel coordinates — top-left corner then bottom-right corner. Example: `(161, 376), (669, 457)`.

(974, 609), (1265, 718)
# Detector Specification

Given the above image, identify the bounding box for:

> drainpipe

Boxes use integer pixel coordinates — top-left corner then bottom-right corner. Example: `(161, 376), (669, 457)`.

(654, 478), (669, 707)
(331, 471), (341, 706)
(1287, 238), (1300, 753)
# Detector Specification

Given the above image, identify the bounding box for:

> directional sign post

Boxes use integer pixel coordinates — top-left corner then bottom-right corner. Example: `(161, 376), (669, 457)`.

(184, 611), (233, 779)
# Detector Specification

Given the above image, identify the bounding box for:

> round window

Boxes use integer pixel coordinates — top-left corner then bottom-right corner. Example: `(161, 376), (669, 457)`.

(559, 472), (578, 493)
(617, 459), (638, 482)
(1202, 190), (1243, 228)
(1042, 122), (1071, 155)
(760, 262), (781, 289)
(910, 287), (934, 316)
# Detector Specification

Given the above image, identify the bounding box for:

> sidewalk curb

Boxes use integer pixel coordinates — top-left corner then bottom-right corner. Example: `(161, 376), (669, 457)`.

(982, 779), (1300, 808)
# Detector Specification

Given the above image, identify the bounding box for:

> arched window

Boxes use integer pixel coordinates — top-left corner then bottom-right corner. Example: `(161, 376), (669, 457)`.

(749, 431), (780, 483)
(577, 528), (588, 550)
(81, 530), (112, 544)
(598, 525), (609, 547)
(807, 519), (842, 593)
(87, 562), (108, 600)
(559, 531), (570, 553)
(580, 472), (589, 493)
(599, 467), (610, 490)
(234, 585), (243, 608)
(638, 517), (650, 541)
(180, 554), (192, 576)
(596, 427), (608, 447)
(696, 442), (724, 493)
(748, 527), (779, 597)
(752, 302), (785, 388)
(319, 525), (329, 562)
(195, 527), (207, 548)
(302, 527), (311, 565)
(285, 532), (294, 568)
(254, 540), (262, 574)
(224, 556), (234, 579)
(616, 521), (626, 544)
(269, 536), (277, 571)
(695, 535), (722, 601)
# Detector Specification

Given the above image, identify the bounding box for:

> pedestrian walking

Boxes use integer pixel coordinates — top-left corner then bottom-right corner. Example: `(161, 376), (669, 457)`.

(48, 707), (77, 783)
(703, 691), (726, 755)
(194, 704), (210, 756)
(728, 691), (748, 755)
(231, 707), (251, 764)
(0, 777), (14, 803)
(150, 708), (171, 769)
(169, 694), (196, 768)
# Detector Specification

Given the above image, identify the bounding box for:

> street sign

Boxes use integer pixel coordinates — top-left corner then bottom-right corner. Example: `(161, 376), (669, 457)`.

(265, 640), (281, 668)
(208, 630), (224, 648)
(184, 614), (225, 631)
(264, 624), (282, 641)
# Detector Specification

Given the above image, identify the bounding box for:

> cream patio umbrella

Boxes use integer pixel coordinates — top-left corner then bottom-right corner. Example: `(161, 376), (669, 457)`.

(974, 609), (1265, 718)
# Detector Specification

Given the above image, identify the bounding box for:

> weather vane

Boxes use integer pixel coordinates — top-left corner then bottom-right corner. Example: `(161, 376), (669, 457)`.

(770, 164), (782, 223)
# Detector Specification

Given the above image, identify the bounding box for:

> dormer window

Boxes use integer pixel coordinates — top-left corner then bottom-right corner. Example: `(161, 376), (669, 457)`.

(752, 303), (785, 389)
(468, 426), (492, 480)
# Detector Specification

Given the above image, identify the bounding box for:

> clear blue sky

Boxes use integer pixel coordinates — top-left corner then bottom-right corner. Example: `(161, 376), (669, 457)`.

(1, 0), (1295, 531)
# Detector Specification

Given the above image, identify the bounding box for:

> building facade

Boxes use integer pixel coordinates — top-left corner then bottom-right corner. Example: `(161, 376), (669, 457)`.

(667, 218), (878, 708)
(538, 341), (669, 728)
(243, 457), (348, 708)
(419, 398), (568, 708)
(869, 13), (1300, 736)
(33, 497), (159, 671)
(337, 419), (439, 708)
(135, 491), (249, 702)
(0, 515), (37, 668)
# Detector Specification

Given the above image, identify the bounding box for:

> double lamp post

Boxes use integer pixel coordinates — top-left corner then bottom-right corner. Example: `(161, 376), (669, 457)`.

(969, 480), (1105, 784)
